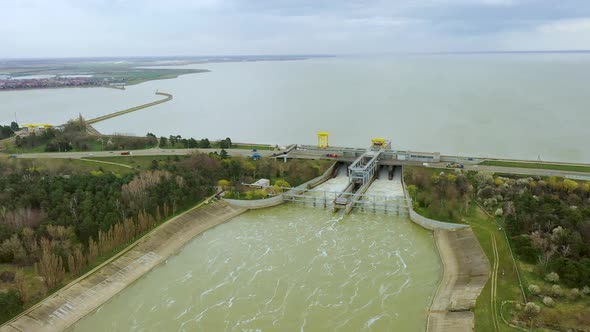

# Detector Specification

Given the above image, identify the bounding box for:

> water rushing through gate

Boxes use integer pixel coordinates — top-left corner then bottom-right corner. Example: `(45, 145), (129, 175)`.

(69, 205), (440, 331)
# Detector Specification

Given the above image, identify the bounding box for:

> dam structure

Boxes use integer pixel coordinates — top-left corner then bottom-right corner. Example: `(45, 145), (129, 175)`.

(283, 139), (410, 215)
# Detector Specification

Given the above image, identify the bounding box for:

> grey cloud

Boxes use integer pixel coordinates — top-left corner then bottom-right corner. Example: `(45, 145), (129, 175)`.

(1, 0), (590, 57)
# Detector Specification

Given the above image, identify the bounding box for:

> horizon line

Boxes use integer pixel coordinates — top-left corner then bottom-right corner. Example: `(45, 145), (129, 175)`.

(2, 49), (590, 61)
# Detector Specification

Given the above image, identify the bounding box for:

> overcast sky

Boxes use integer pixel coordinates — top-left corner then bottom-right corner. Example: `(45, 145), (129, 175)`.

(2, 0), (590, 58)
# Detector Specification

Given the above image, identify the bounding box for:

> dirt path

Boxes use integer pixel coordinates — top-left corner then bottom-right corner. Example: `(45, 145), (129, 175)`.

(491, 232), (500, 332)
(0, 201), (246, 332)
(78, 157), (133, 169)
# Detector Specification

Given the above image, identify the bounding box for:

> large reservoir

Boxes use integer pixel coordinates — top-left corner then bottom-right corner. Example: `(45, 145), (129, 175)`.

(68, 205), (440, 331)
(2, 53), (590, 162)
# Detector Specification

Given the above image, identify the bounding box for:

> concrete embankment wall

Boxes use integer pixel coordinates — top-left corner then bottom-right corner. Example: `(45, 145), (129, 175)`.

(400, 167), (489, 332)
(223, 195), (284, 209)
(223, 162), (339, 210)
(0, 201), (246, 332)
(427, 228), (490, 332)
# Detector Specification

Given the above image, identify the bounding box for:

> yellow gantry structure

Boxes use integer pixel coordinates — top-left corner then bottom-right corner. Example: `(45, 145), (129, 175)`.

(317, 132), (330, 148)
(21, 124), (53, 129)
(371, 138), (386, 147)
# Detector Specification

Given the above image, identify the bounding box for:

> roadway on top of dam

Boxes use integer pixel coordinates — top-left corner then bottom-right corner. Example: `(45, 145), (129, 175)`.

(5, 144), (590, 180)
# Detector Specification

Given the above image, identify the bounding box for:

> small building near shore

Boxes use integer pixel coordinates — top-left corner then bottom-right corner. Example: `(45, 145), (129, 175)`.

(250, 179), (271, 188)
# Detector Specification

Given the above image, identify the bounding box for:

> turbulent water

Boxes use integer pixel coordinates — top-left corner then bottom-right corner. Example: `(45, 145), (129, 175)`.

(68, 205), (439, 331)
(2, 53), (590, 162)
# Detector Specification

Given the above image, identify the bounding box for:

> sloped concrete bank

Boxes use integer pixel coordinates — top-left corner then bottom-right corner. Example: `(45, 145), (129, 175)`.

(0, 201), (246, 332)
(427, 228), (490, 332)
(401, 167), (490, 332)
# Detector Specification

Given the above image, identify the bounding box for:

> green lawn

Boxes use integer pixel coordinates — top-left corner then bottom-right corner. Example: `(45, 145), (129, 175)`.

(468, 205), (526, 332)
(85, 155), (183, 170)
(163, 142), (274, 150)
(481, 160), (590, 173)
(2, 158), (133, 174)
(517, 262), (590, 330)
(230, 143), (274, 151)
(2, 137), (155, 154)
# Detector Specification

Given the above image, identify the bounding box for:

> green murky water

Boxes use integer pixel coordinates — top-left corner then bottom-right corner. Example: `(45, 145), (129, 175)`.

(69, 205), (440, 331)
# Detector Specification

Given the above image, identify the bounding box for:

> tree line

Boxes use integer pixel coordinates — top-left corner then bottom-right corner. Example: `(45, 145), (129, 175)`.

(0, 152), (329, 323)
(0, 122), (19, 140)
(405, 167), (590, 288)
(11, 119), (157, 152)
(158, 135), (233, 149)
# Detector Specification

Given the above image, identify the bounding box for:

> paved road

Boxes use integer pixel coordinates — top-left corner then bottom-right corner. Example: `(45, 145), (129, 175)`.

(7, 147), (590, 179)
(289, 150), (590, 178)
(10, 148), (275, 159)
(429, 163), (590, 180)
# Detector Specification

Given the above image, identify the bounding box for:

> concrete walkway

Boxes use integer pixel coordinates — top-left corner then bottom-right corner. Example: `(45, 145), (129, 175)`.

(427, 228), (490, 332)
(0, 201), (246, 332)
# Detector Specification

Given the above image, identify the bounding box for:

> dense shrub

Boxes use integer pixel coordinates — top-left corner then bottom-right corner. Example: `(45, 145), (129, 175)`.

(528, 284), (541, 295)
(0, 290), (23, 324)
(542, 296), (554, 307)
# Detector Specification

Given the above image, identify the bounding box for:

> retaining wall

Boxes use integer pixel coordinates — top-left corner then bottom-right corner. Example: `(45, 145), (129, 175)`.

(223, 162), (339, 210)
(222, 195), (284, 209)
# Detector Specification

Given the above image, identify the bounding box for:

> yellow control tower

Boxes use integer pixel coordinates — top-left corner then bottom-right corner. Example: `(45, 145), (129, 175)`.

(371, 138), (391, 150)
(371, 138), (385, 147)
(317, 132), (330, 148)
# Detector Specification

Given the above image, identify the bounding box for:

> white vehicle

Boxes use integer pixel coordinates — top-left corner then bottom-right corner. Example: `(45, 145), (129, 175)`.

(87, 153), (95, 156)
(422, 163), (429, 167)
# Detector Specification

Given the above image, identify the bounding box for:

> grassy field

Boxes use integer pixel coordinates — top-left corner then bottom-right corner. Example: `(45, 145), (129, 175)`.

(2, 157), (133, 174)
(229, 143), (274, 151)
(517, 262), (590, 330)
(481, 160), (590, 173)
(164, 142), (275, 150)
(1, 136), (156, 154)
(467, 206), (527, 332)
(85, 155), (183, 170)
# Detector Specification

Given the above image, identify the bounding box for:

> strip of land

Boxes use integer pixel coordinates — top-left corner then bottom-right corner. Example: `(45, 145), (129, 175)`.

(86, 92), (173, 126)
(480, 160), (590, 173)
(0, 201), (246, 332)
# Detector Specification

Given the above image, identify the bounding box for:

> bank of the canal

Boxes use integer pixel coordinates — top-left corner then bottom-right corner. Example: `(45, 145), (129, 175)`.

(0, 201), (246, 332)
(68, 205), (441, 331)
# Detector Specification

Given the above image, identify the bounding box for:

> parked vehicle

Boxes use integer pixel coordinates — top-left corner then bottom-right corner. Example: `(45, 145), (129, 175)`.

(446, 162), (464, 169)
(250, 152), (261, 160)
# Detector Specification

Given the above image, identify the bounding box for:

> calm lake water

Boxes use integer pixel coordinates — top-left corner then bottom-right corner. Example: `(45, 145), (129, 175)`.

(68, 205), (440, 332)
(1, 53), (590, 162)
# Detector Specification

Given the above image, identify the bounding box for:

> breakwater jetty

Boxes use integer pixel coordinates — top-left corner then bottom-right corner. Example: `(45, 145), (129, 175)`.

(86, 91), (172, 125)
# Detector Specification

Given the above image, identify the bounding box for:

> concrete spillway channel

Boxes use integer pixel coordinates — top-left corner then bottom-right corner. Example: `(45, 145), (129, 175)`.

(286, 164), (408, 215)
(333, 166), (408, 215)
(300, 164), (351, 208)
(355, 166), (408, 214)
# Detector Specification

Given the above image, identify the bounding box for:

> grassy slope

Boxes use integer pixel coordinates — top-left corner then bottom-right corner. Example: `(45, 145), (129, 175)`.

(2, 137), (156, 154)
(468, 206), (527, 332)
(518, 263), (590, 330)
(2, 158), (133, 174)
(481, 160), (590, 173)
(85, 155), (177, 170)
